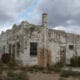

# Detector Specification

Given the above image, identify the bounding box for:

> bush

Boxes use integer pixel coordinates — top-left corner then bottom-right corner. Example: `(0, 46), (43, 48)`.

(60, 70), (80, 77)
(0, 60), (4, 66)
(70, 56), (80, 67)
(48, 62), (62, 72)
(0, 60), (4, 74)
(19, 66), (28, 71)
(28, 65), (44, 72)
(60, 70), (71, 77)
(7, 58), (18, 70)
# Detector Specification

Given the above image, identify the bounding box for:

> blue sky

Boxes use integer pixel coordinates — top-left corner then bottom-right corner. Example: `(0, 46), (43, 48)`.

(17, 0), (39, 23)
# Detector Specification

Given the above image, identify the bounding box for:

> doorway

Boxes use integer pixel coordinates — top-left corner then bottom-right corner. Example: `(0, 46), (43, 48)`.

(38, 48), (51, 67)
(60, 46), (66, 65)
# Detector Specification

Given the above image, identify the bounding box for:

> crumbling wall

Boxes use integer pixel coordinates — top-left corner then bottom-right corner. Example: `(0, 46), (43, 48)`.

(0, 19), (80, 67)
(48, 29), (80, 65)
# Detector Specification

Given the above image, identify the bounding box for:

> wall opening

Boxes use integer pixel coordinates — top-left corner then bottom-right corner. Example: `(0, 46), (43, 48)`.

(12, 44), (15, 61)
(30, 42), (37, 56)
(69, 45), (74, 50)
(60, 46), (66, 66)
(17, 42), (20, 57)
(3, 46), (5, 53)
(8, 44), (11, 56)
(38, 48), (51, 67)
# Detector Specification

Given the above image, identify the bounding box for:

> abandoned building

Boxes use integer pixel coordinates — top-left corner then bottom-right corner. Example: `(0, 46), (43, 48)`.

(0, 13), (80, 67)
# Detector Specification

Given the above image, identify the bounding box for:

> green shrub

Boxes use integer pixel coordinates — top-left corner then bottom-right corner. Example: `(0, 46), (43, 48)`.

(53, 62), (63, 68)
(48, 62), (62, 72)
(0, 60), (4, 74)
(60, 70), (71, 77)
(7, 58), (18, 70)
(28, 65), (44, 72)
(59, 77), (66, 80)
(0, 60), (4, 66)
(70, 56), (80, 67)
(19, 66), (27, 71)
(60, 70), (80, 77)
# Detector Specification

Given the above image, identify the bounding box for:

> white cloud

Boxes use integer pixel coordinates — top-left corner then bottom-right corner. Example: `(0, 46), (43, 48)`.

(36, 0), (80, 26)
(54, 26), (66, 31)
(1, 0), (80, 34)
(54, 25), (80, 34)
(0, 25), (12, 34)
(0, 0), (34, 24)
(34, 0), (80, 34)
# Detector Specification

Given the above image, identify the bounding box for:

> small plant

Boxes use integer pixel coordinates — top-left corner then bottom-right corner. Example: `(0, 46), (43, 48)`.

(60, 70), (71, 77)
(7, 70), (28, 80)
(27, 65), (44, 72)
(0, 60), (4, 66)
(7, 58), (17, 70)
(48, 62), (62, 72)
(70, 56), (80, 67)
(0, 60), (4, 74)
(19, 66), (28, 72)
(60, 70), (80, 78)
(59, 77), (66, 80)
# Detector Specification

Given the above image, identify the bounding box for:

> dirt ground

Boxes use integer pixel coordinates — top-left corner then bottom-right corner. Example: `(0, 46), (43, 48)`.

(28, 72), (59, 80)
(28, 72), (80, 80)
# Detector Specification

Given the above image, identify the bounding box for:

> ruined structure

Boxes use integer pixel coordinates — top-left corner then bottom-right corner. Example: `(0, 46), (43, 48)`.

(0, 13), (80, 67)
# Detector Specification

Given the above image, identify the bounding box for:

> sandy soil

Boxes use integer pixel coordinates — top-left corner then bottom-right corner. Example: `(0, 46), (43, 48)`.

(28, 72), (80, 80)
(28, 72), (60, 80)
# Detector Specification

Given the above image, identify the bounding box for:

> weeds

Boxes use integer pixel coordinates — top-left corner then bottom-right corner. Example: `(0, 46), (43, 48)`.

(7, 69), (28, 80)
(60, 70), (80, 78)
(28, 65), (44, 72)
(48, 62), (62, 72)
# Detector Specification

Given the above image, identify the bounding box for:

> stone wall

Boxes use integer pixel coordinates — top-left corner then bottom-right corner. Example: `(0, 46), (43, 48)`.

(0, 14), (80, 67)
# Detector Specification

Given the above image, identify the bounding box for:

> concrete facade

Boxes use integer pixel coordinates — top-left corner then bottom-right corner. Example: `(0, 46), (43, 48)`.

(0, 13), (80, 67)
